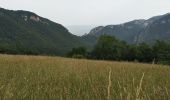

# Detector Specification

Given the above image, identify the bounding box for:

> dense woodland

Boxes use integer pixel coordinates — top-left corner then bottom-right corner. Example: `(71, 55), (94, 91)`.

(68, 35), (170, 65)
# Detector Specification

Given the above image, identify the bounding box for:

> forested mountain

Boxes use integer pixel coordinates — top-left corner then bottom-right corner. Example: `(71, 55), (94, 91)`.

(82, 13), (170, 45)
(0, 8), (85, 55)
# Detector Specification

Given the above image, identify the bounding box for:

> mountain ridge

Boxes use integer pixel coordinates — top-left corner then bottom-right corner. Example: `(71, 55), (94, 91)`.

(83, 13), (170, 45)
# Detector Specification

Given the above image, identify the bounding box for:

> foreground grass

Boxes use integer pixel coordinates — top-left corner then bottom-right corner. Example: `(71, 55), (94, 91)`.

(0, 54), (169, 100)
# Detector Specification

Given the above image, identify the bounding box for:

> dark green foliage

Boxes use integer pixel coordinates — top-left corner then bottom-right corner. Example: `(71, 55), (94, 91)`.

(153, 40), (170, 64)
(91, 35), (126, 60)
(67, 47), (87, 58)
(123, 45), (140, 61)
(137, 43), (154, 62)
(82, 35), (170, 65)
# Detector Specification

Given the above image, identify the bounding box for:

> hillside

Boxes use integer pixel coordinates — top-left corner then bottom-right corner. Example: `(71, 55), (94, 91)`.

(0, 8), (85, 55)
(0, 54), (169, 99)
(82, 13), (170, 45)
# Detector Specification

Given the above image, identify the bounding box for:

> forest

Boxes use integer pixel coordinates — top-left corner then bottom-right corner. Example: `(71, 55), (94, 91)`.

(68, 35), (170, 65)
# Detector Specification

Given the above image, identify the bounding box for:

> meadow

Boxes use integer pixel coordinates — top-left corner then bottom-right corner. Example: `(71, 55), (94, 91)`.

(0, 54), (169, 100)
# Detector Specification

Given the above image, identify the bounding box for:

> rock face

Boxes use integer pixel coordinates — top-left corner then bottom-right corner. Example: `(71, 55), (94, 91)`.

(137, 13), (170, 43)
(30, 15), (40, 22)
(83, 13), (170, 45)
(89, 26), (104, 35)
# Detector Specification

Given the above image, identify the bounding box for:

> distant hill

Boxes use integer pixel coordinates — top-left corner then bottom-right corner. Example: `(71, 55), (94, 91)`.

(82, 13), (170, 45)
(0, 8), (85, 55)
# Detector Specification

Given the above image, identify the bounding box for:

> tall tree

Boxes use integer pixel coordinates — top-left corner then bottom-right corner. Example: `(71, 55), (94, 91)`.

(67, 47), (87, 58)
(91, 35), (126, 60)
(138, 43), (154, 62)
(153, 40), (170, 64)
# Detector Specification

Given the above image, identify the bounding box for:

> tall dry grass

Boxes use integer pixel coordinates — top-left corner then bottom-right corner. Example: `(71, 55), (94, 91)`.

(0, 54), (169, 100)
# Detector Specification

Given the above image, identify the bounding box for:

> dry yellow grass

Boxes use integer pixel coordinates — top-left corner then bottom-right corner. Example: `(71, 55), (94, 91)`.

(0, 54), (169, 100)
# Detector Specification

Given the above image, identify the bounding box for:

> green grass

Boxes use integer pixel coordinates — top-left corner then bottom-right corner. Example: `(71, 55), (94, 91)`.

(0, 54), (169, 100)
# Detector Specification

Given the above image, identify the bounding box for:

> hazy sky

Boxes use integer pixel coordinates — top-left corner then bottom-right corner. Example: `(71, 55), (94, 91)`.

(1, 0), (170, 26)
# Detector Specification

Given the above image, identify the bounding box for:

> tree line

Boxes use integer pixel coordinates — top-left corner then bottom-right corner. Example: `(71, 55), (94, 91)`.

(67, 35), (170, 65)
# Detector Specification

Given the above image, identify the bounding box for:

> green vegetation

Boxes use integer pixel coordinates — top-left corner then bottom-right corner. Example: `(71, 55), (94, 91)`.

(0, 54), (169, 100)
(67, 47), (87, 58)
(91, 35), (126, 60)
(69, 35), (170, 65)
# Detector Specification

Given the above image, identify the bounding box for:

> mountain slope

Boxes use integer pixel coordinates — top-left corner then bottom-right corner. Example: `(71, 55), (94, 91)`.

(137, 13), (170, 43)
(0, 8), (85, 55)
(83, 13), (170, 45)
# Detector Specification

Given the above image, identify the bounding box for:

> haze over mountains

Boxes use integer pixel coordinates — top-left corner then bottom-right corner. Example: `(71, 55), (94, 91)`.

(0, 7), (170, 56)
(66, 25), (96, 36)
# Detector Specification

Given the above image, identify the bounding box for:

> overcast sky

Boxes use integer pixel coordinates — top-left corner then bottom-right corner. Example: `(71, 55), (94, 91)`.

(1, 0), (170, 26)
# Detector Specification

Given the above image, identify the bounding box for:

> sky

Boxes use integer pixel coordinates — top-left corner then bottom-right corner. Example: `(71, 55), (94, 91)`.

(1, 0), (170, 34)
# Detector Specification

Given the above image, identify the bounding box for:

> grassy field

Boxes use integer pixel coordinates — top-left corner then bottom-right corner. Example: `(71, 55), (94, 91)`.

(0, 54), (169, 100)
